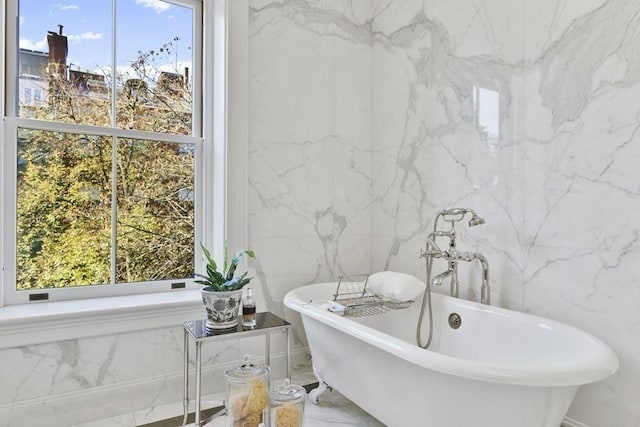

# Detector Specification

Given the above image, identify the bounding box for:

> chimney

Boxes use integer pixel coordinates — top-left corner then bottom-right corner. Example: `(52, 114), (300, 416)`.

(47, 25), (68, 76)
(58, 24), (63, 35)
(47, 25), (69, 76)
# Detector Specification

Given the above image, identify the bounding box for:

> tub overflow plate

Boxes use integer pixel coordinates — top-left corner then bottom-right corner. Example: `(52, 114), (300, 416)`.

(448, 313), (462, 329)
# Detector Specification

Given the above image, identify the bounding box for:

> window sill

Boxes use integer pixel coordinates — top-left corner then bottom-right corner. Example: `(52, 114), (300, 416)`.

(0, 290), (204, 349)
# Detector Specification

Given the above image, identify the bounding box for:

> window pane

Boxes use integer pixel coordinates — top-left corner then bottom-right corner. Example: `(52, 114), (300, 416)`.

(116, 138), (194, 283)
(18, 0), (112, 125)
(16, 128), (112, 290)
(12, 0), (199, 293)
(116, 0), (193, 135)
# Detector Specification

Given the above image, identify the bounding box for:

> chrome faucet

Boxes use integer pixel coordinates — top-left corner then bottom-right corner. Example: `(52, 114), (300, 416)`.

(420, 208), (491, 304)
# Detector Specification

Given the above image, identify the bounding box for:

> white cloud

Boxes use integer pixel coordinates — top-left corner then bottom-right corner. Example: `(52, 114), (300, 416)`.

(51, 3), (79, 11)
(19, 37), (47, 51)
(100, 65), (143, 82)
(159, 61), (192, 76)
(115, 65), (137, 79)
(20, 31), (103, 55)
(103, 62), (191, 88)
(135, 0), (171, 14)
(20, 32), (102, 53)
(67, 32), (104, 41)
(19, 16), (25, 26)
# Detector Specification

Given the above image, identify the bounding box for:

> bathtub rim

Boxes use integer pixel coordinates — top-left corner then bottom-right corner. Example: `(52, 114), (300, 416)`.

(284, 282), (619, 387)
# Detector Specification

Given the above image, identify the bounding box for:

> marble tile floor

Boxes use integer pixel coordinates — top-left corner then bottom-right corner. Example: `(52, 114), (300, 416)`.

(76, 372), (383, 427)
(201, 389), (383, 427)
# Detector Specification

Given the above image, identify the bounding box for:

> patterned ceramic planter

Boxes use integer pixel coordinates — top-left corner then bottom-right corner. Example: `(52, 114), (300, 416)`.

(201, 287), (244, 329)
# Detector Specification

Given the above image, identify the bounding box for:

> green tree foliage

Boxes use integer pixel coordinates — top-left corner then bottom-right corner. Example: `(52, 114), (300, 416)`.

(16, 41), (195, 290)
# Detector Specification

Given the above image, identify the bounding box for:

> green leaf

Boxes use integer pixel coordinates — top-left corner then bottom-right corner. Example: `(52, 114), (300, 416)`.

(232, 250), (255, 265)
(221, 277), (250, 291)
(194, 275), (213, 286)
(223, 243), (228, 278)
(225, 249), (255, 281)
(219, 271), (253, 291)
(196, 243), (255, 291)
(200, 242), (217, 271)
(237, 277), (251, 287)
(206, 267), (225, 285)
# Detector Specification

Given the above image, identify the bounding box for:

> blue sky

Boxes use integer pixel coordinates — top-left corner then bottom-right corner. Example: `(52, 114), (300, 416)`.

(19, 0), (193, 76)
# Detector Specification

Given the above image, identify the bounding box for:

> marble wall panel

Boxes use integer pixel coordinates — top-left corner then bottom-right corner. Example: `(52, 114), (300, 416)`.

(519, 1), (640, 423)
(248, 0), (373, 310)
(0, 325), (285, 426)
(371, 0), (525, 307)
(370, 0), (640, 425)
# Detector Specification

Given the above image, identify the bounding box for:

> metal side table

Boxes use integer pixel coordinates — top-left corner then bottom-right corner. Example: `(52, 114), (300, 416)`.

(183, 312), (291, 426)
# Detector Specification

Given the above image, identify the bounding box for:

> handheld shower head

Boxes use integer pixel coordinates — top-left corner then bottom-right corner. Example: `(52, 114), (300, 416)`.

(439, 208), (486, 227)
(468, 212), (485, 227)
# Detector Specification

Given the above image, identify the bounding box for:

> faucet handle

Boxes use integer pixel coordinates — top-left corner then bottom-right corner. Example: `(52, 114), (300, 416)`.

(420, 248), (447, 259)
(456, 252), (478, 262)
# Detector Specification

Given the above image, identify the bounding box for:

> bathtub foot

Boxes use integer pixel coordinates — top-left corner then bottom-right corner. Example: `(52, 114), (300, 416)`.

(309, 381), (330, 404)
(310, 364), (332, 404)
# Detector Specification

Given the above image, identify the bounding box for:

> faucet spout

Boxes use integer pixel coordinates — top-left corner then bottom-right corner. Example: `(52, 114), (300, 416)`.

(474, 253), (490, 305)
(453, 251), (490, 304)
(431, 268), (454, 287)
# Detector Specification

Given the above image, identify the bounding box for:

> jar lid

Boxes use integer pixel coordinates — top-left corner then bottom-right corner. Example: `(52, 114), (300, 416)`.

(269, 378), (306, 402)
(225, 354), (269, 381)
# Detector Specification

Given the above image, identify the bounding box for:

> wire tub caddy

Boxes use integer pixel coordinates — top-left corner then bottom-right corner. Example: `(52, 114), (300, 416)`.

(332, 274), (414, 317)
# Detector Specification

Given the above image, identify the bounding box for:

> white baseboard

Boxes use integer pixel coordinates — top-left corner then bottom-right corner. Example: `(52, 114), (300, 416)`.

(0, 349), (311, 427)
(562, 416), (590, 427)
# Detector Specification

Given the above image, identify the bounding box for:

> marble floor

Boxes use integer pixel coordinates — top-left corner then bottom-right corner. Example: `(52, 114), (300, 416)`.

(77, 372), (383, 427)
(203, 389), (383, 427)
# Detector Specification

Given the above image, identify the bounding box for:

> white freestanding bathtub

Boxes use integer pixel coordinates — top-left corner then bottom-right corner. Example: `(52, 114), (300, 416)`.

(284, 282), (618, 427)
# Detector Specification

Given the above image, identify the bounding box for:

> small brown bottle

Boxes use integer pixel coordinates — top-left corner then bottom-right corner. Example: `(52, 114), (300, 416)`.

(242, 287), (256, 328)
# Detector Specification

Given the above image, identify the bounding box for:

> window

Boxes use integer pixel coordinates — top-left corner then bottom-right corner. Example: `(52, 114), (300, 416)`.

(2, 0), (206, 304)
(23, 87), (31, 104)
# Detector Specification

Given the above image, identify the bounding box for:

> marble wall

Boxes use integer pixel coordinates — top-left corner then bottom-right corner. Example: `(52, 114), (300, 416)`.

(0, 324), (291, 426)
(0, 2), (371, 426)
(248, 0), (374, 314)
(371, 0), (640, 426)
(1, 0), (638, 425)
(247, 0), (640, 425)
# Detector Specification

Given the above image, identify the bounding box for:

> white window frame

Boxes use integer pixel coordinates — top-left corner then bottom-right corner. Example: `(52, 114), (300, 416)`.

(3, 0), (204, 305)
(0, 0), (249, 348)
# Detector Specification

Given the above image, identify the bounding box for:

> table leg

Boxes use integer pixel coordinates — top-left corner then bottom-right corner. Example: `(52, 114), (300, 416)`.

(265, 330), (271, 368)
(195, 341), (202, 426)
(183, 329), (189, 426)
(285, 327), (291, 379)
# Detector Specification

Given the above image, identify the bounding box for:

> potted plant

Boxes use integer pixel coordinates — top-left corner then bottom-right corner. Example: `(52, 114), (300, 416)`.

(196, 243), (256, 329)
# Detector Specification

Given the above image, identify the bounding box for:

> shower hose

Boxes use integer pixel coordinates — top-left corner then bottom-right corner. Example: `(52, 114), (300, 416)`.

(416, 248), (434, 349)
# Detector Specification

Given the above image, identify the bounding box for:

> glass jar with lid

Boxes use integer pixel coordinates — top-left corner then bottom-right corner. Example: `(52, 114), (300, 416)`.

(225, 354), (270, 427)
(269, 378), (306, 427)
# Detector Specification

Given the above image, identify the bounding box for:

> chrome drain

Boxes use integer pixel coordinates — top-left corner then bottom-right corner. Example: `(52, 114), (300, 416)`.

(448, 313), (462, 329)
